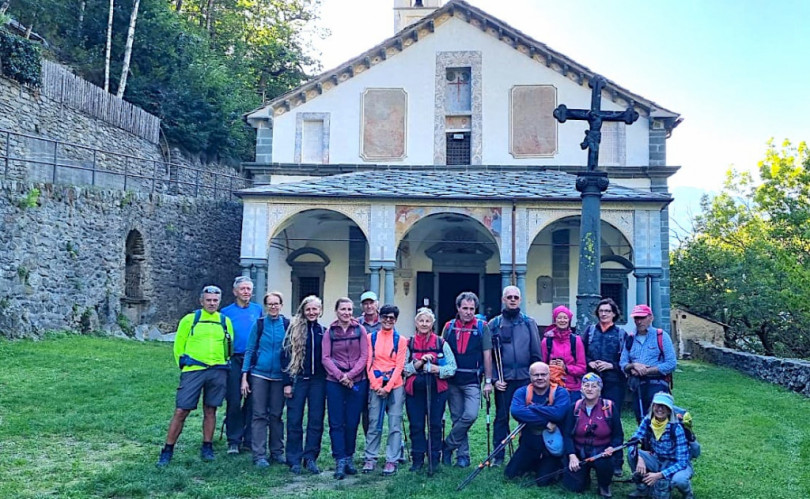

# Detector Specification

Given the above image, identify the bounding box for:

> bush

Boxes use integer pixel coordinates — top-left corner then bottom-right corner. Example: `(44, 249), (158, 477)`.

(0, 27), (42, 87)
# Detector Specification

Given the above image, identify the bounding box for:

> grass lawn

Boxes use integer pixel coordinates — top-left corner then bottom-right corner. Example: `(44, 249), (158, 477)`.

(1, 334), (809, 498)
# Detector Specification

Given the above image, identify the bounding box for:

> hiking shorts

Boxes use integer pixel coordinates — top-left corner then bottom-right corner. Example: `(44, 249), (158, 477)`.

(176, 369), (227, 410)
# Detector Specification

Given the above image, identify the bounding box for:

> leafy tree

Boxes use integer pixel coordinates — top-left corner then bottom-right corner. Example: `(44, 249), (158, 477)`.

(672, 141), (810, 359)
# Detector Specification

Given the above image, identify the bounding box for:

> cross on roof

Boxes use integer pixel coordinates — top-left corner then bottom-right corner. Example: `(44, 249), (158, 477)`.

(553, 75), (639, 171)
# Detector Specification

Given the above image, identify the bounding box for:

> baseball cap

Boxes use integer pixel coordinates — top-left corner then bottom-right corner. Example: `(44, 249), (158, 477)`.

(630, 304), (653, 317)
(360, 291), (378, 302)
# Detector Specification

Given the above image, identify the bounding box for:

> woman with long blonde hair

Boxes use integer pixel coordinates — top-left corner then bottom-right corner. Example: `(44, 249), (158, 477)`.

(282, 295), (327, 475)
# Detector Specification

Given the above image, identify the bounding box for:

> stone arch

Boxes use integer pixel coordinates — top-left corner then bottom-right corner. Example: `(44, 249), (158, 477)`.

(526, 210), (635, 255)
(268, 205), (370, 244)
(394, 205), (502, 253)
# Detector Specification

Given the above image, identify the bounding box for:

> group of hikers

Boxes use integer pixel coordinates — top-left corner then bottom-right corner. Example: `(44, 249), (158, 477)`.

(156, 276), (698, 498)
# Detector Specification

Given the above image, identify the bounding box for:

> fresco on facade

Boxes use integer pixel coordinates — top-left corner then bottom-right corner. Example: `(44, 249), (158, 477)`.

(395, 205), (502, 244)
(361, 88), (407, 160)
(510, 85), (557, 157)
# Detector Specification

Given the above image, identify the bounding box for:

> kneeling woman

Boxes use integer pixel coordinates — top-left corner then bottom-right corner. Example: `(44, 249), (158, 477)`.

(283, 295), (327, 475)
(322, 297), (369, 479)
(562, 373), (623, 498)
(627, 392), (694, 499)
(402, 307), (456, 471)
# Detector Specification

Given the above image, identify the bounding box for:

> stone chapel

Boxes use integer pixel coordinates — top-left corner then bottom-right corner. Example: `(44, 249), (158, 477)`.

(238, 0), (681, 333)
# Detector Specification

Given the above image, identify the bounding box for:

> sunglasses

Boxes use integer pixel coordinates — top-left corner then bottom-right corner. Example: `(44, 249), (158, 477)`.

(505, 295), (520, 300)
(381, 314), (397, 321)
(202, 286), (222, 295)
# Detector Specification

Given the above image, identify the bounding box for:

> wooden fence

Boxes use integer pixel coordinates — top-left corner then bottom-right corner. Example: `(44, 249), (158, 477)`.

(39, 61), (161, 144)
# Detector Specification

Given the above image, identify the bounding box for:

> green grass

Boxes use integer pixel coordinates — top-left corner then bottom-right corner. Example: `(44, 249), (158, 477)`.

(1, 335), (809, 498)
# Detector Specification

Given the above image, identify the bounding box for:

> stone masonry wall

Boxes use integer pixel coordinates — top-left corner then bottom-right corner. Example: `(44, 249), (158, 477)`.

(688, 340), (810, 397)
(0, 180), (243, 338)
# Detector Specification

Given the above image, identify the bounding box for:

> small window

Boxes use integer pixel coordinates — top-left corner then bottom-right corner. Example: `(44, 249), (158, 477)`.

(298, 276), (320, 304)
(446, 132), (470, 165)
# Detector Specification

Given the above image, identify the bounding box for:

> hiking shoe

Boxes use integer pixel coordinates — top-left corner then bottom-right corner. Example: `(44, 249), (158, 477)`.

(290, 463), (302, 474)
(254, 458), (270, 469)
(304, 458), (321, 474)
(334, 458), (346, 480)
(227, 443), (240, 455)
(598, 485), (612, 498)
(271, 454), (286, 465)
(156, 448), (173, 468)
(362, 459), (376, 474)
(409, 461), (424, 472)
(628, 487), (650, 498)
(344, 458), (358, 475)
(200, 443), (215, 461)
(382, 462), (397, 475)
(455, 456), (471, 468)
(441, 443), (453, 466)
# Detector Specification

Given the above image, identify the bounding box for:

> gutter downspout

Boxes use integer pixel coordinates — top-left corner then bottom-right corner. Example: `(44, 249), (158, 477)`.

(511, 200), (517, 285)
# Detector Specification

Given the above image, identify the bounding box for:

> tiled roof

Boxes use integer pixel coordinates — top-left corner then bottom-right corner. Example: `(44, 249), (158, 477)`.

(246, 0), (680, 130)
(237, 169), (671, 203)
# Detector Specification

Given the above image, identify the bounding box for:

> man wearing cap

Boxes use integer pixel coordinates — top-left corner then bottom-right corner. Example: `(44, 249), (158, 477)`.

(156, 285), (234, 467)
(359, 291), (381, 437)
(620, 305), (677, 423)
(627, 392), (694, 499)
(486, 285), (543, 467)
(220, 276), (263, 454)
(506, 362), (570, 485)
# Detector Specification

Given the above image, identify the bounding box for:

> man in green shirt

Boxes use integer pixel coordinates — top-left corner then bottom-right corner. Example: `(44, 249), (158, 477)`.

(156, 285), (233, 467)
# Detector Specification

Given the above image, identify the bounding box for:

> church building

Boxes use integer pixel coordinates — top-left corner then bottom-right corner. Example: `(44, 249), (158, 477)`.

(238, 0), (681, 333)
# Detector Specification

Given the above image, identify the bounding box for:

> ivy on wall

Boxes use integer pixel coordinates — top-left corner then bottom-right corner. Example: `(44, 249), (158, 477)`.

(0, 28), (42, 87)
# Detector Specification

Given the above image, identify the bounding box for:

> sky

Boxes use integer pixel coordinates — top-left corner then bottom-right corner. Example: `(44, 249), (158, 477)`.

(306, 0), (810, 238)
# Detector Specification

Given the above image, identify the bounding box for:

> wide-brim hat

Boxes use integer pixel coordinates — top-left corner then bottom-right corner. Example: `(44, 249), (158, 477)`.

(542, 428), (564, 456)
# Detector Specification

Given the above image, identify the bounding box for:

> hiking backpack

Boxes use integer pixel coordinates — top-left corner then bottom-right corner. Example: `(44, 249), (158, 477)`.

(191, 309), (232, 359)
(625, 328), (673, 389)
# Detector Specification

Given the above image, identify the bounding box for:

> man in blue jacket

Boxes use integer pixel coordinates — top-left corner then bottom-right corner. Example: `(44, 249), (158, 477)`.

(220, 276), (263, 454)
(506, 362), (571, 486)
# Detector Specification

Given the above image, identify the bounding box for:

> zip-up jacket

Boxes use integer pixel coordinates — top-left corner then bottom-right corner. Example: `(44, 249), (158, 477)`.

(242, 315), (287, 380)
(322, 319), (368, 383)
(173, 310), (233, 372)
(281, 321), (326, 387)
(489, 309), (542, 382)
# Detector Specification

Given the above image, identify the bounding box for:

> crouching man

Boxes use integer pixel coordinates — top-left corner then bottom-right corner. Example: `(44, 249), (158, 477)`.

(156, 285), (233, 467)
(505, 362), (570, 486)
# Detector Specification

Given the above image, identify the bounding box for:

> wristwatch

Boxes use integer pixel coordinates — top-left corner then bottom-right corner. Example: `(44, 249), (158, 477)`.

(485, 378), (492, 384)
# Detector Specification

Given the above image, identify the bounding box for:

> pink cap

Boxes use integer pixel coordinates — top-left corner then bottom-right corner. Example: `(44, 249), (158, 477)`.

(630, 304), (653, 317)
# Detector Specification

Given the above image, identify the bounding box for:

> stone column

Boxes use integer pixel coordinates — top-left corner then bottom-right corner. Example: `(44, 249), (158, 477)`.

(634, 272), (648, 306)
(368, 263), (382, 297)
(500, 264), (512, 291)
(382, 261), (396, 305)
(515, 264), (527, 302)
(575, 171), (609, 331)
(650, 272), (663, 328)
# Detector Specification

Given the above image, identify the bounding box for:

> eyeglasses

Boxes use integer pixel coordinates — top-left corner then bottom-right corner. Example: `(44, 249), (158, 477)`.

(581, 382), (601, 390)
(598, 309), (613, 314)
(202, 286), (222, 295)
(266, 302), (282, 307)
(381, 314), (397, 322)
(505, 295), (520, 300)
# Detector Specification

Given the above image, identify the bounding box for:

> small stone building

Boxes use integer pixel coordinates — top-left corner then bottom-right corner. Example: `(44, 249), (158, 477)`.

(671, 307), (726, 357)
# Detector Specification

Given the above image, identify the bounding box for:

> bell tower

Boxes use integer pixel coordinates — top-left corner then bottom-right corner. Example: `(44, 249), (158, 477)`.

(393, 0), (443, 33)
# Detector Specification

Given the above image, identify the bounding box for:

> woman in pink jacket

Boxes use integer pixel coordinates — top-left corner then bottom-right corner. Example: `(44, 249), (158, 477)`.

(542, 305), (587, 402)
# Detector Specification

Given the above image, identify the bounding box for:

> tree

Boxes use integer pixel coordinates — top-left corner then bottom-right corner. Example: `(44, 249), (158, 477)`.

(672, 141), (810, 359)
(116, 0), (139, 98)
(103, 0), (114, 92)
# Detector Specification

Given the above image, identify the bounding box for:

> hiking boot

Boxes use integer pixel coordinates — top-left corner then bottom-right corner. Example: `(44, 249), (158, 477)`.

(362, 459), (377, 474)
(334, 458), (346, 480)
(290, 463), (302, 474)
(254, 458), (270, 469)
(599, 485), (612, 498)
(382, 461), (398, 475)
(156, 448), (173, 468)
(344, 458), (358, 475)
(227, 443), (240, 455)
(455, 456), (471, 468)
(200, 443), (215, 461)
(441, 443), (453, 466)
(271, 454), (286, 466)
(628, 486), (650, 498)
(304, 458), (321, 474)
(409, 461), (424, 472)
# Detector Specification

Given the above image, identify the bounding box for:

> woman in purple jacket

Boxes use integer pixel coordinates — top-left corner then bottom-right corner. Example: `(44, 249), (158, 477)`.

(322, 297), (369, 479)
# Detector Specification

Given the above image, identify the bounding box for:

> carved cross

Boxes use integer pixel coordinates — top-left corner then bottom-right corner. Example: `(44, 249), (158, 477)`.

(553, 75), (639, 171)
(448, 74), (468, 98)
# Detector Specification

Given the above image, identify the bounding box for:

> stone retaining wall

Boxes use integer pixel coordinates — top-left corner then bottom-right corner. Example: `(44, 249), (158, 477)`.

(688, 339), (810, 397)
(0, 180), (243, 338)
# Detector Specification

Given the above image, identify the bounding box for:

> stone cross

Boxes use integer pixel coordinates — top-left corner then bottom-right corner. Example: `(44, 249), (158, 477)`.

(553, 74), (639, 330)
(553, 75), (639, 170)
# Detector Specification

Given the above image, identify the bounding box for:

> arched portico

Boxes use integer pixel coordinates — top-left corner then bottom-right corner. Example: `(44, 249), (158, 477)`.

(526, 216), (634, 327)
(396, 211), (501, 331)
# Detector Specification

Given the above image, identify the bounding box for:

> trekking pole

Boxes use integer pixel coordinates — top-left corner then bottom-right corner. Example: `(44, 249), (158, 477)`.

(485, 396), (492, 456)
(219, 418), (226, 441)
(522, 438), (639, 487)
(457, 423), (525, 491)
(426, 373), (434, 477)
